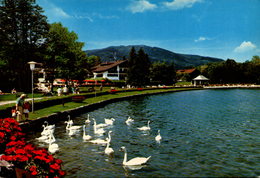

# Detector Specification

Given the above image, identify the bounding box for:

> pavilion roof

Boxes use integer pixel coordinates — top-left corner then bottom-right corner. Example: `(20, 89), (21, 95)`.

(193, 75), (209, 81)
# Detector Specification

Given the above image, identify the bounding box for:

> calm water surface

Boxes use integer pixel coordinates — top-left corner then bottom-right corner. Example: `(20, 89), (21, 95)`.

(27, 89), (260, 177)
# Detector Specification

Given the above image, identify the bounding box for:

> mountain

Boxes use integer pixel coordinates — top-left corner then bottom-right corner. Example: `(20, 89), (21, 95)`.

(85, 45), (224, 69)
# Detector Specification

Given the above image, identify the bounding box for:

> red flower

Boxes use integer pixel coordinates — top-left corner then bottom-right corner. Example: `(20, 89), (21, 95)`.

(59, 170), (66, 176)
(0, 132), (4, 138)
(16, 149), (26, 154)
(29, 165), (37, 171)
(55, 159), (63, 164)
(31, 170), (38, 175)
(50, 163), (60, 170)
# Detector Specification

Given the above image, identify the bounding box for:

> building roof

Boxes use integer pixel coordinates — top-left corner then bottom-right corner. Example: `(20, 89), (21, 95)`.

(193, 75), (209, 81)
(92, 60), (127, 73)
(176, 68), (197, 74)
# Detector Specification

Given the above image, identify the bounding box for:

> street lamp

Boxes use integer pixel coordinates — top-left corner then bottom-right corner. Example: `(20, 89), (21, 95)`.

(28, 61), (36, 113)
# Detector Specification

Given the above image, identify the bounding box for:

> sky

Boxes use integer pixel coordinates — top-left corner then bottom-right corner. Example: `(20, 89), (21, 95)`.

(37, 0), (260, 62)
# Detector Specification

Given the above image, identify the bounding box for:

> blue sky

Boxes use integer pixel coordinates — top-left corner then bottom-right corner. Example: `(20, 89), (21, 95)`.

(37, 0), (260, 62)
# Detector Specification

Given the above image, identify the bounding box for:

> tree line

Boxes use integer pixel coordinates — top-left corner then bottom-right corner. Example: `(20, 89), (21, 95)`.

(0, 0), (176, 92)
(200, 56), (260, 84)
(1, 0), (258, 93)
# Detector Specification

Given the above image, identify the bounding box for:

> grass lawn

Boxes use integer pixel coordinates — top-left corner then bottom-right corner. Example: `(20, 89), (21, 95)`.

(28, 87), (198, 120)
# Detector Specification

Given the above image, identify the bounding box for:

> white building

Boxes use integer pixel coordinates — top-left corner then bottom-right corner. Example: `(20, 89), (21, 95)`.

(92, 60), (128, 81)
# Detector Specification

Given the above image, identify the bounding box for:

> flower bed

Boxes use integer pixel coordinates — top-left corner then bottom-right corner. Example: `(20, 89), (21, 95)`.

(0, 118), (65, 177)
(109, 89), (118, 94)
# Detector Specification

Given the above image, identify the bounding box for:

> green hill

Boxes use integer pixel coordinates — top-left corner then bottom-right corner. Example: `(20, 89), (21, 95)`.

(85, 45), (223, 69)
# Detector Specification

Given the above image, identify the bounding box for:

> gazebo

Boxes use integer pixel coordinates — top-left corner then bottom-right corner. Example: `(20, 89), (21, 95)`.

(192, 75), (209, 86)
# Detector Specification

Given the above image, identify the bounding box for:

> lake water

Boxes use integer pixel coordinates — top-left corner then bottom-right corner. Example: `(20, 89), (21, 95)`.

(27, 89), (260, 177)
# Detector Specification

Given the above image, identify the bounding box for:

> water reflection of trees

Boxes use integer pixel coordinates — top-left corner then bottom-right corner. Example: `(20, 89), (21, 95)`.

(126, 96), (150, 119)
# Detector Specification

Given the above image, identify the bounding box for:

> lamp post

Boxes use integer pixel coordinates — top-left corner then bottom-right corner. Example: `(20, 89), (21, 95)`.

(28, 61), (36, 113)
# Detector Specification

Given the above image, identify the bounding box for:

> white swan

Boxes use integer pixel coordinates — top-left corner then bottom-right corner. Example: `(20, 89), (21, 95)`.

(43, 121), (55, 130)
(120, 146), (151, 166)
(83, 125), (92, 141)
(36, 134), (49, 142)
(65, 119), (82, 130)
(93, 118), (106, 135)
(89, 138), (108, 145)
(41, 125), (54, 136)
(104, 131), (114, 155)
(85, 114), (91, 124)
(125, 117), (134, 126)
(105, 141), (114, 155)
(44, 130), (56, 144)
(137, 120), (151, 131)
(104, 118), (115, 125)
(155, 130), (162, 142)
(48, 132), (59, 154)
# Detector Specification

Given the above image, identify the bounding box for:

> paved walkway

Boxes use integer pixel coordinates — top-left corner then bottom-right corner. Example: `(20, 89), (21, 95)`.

(0, 98), (42, 106)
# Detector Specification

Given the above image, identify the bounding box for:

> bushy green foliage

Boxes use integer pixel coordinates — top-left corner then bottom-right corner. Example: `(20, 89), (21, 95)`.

(0, 0), (49, 91)
(202, 56), (260, 84)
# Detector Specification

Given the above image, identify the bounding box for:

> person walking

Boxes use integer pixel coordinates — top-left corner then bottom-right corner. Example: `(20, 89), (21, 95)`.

(15, 94), (26, 122)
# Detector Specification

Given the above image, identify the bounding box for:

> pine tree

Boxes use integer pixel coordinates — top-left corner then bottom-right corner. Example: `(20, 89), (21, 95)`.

(127, 47), (151, 87)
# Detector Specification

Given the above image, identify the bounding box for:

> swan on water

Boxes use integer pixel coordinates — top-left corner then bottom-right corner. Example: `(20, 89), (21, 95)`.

(120, 146), (151, 166)
(65, 118), (82, 130)
(104, 131), (114, 155)
(83, 125), (92, 141)
(43, 121), (55, 130)
(41, 124), (54, 136)
(104, 118), (115, 125)
(93, 118), (106, 135)
(85, 114), (91, 124)
(89, 137), (108, 145)
(155, 130), (162, 142)
(125, 117), (134, 126)
(43, 130), (57, 144)
(137, 120), (151, 131)
(48, 132), (59, 154)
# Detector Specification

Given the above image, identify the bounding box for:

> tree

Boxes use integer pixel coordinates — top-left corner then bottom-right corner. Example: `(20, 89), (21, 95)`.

(127, 47), (151, 87)
(150, 62), (176, 85)
(44, 23), (89, 85)
(0, 0), (49, 91)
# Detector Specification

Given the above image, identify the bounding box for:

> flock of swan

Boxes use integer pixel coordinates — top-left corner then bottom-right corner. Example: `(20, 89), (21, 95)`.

(36, 115), (162, 168)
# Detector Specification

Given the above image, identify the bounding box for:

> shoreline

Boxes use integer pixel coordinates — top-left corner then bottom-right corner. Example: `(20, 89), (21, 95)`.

(20, 88), (200, 132)
(204, 84), (260, 89)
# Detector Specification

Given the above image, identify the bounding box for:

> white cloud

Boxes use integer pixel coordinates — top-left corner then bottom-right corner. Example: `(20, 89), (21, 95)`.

(163, 0), (203, 10)
(50, 7), (71, 18)
(234, 41), (257, 53)
(128, 0), (157, 13)
(194, 36), (209, 42)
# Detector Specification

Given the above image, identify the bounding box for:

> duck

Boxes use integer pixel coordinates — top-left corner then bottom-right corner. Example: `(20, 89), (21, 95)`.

(85, 114), (91, 124)
(48, 132), (59, 154)
(155, 130), (162, 142)
(137, 120), (151, 131)
(120, 146), (151, 166)
(104, 131), (114, 155)
(93, 118), (106, 135)
(104, 118), (115, 125)
(82, 125), (92, 141)
(125, 116), (134, 126)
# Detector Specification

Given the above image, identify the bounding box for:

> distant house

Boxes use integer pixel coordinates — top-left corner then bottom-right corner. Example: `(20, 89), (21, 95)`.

(92, 60), (128, 81)
(176, 68), (200, 82)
